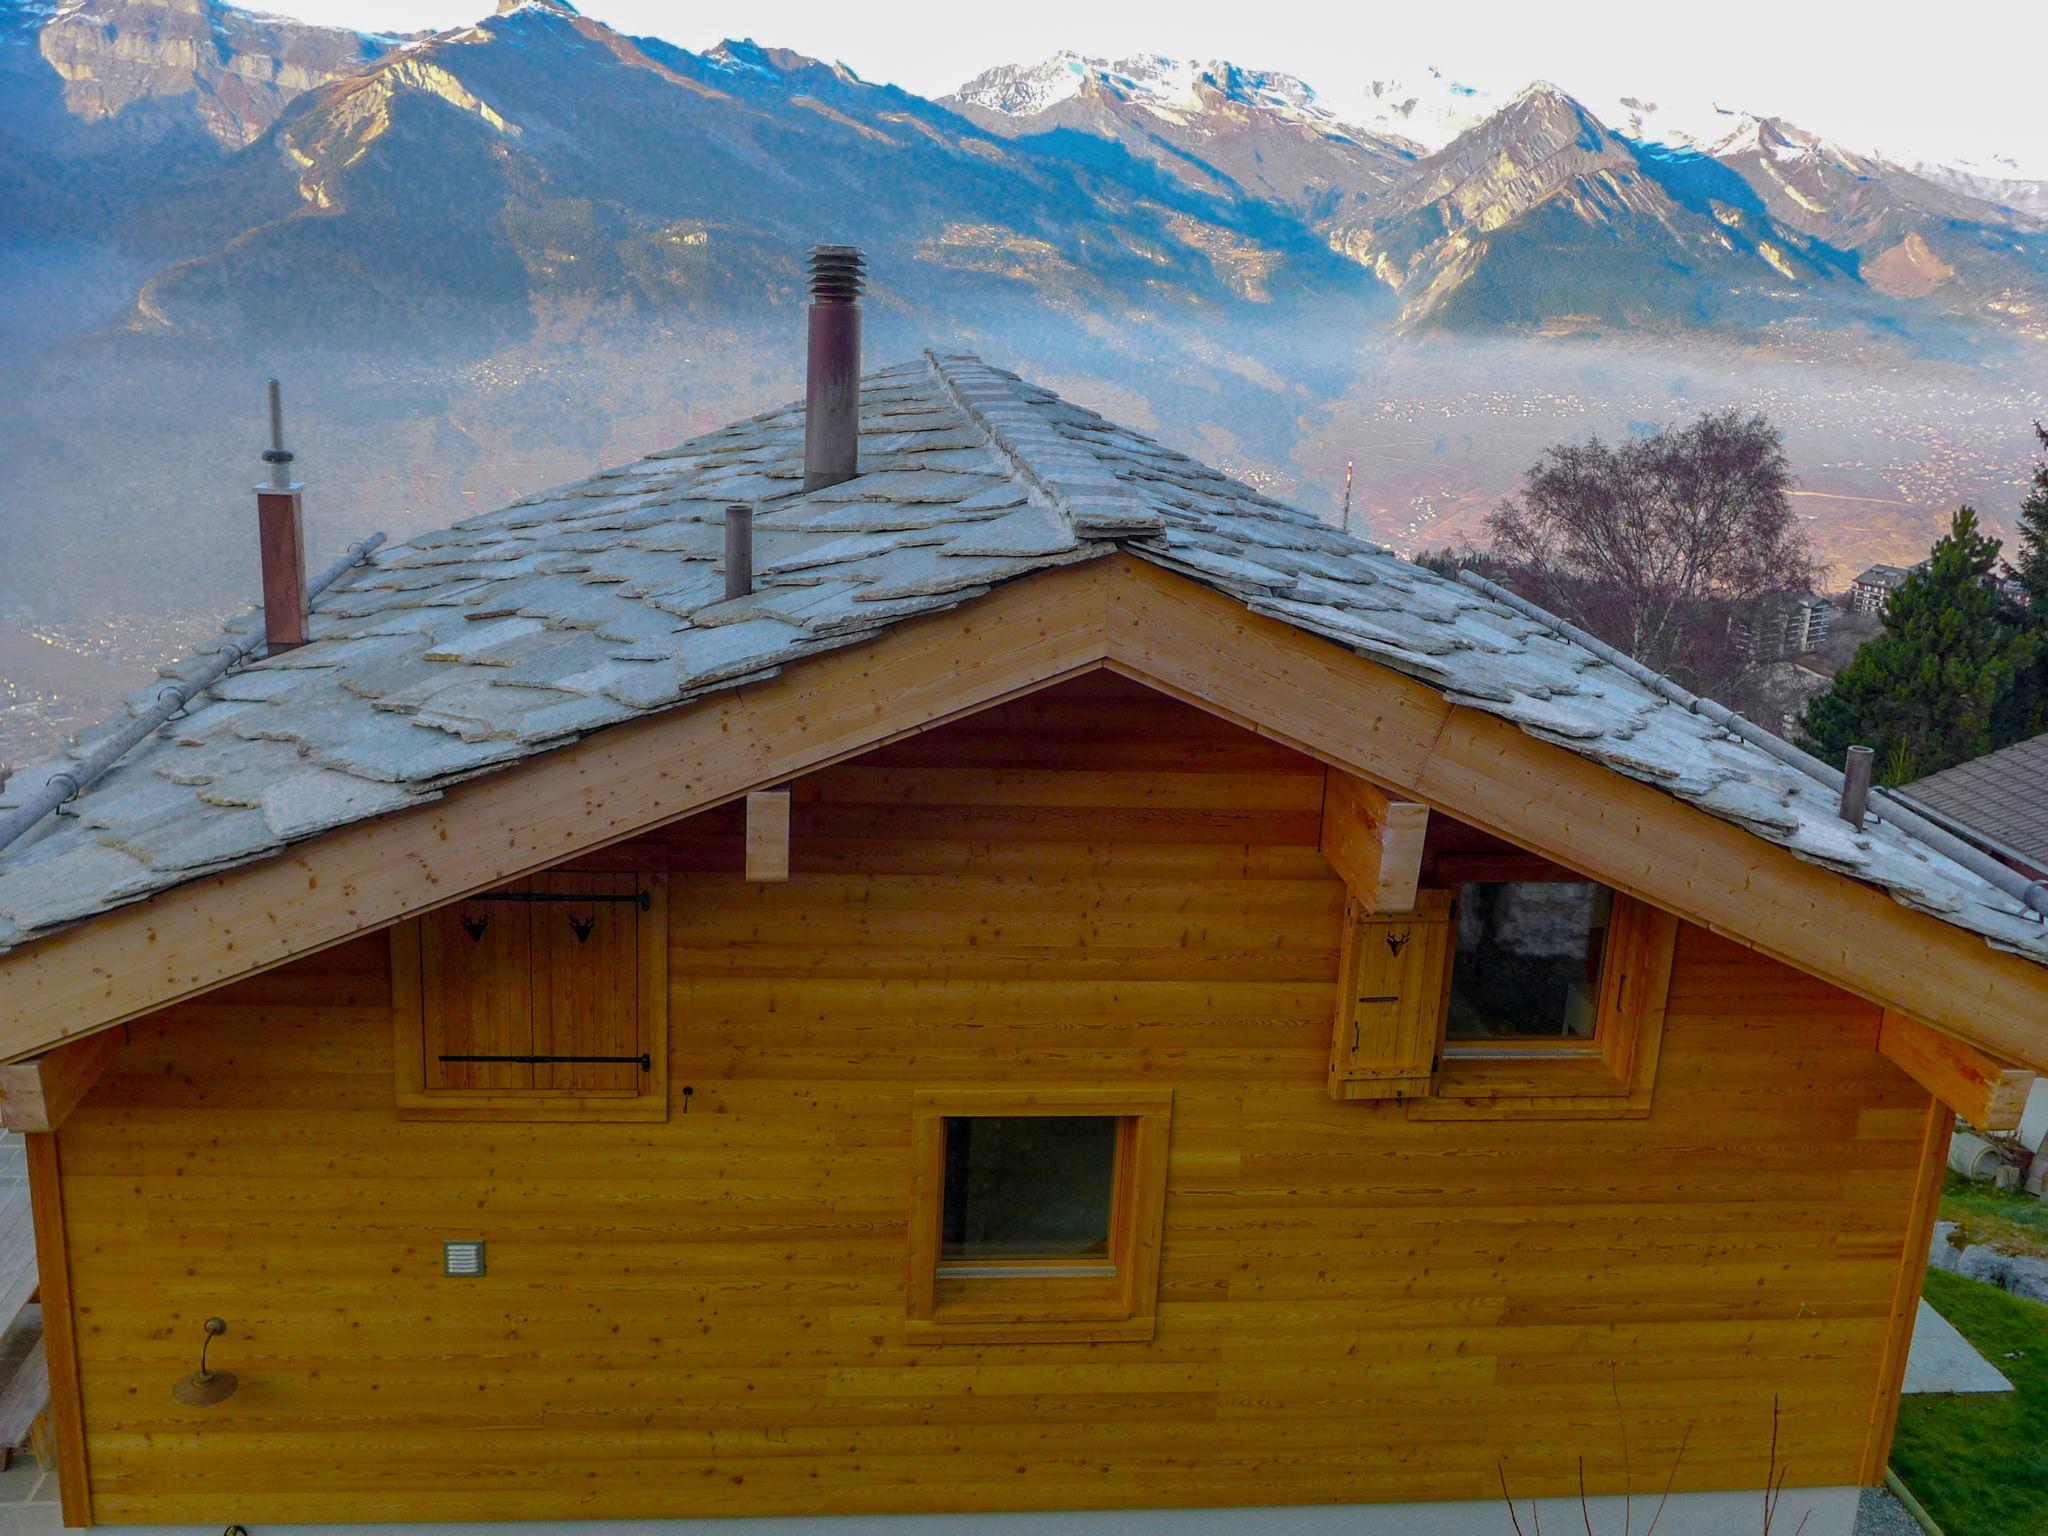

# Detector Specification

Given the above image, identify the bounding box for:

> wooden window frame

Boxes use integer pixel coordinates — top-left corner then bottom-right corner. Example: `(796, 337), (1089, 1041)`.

(1411, 890), (1678, 1122)
(905, 1087), (1171, 1344)
(391, 874), (669, 1123)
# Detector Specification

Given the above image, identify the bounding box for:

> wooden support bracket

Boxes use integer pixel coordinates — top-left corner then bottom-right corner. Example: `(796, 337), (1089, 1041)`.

(1878, 1010), (2035, 1133)
(0, 1030), (120, 1134)
(1320, 769), (1429, 914)
(745, 790), (791, 883)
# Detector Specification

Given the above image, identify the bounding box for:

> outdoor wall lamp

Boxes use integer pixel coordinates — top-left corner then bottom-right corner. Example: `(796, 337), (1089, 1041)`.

(171, 1317), (237, 1406)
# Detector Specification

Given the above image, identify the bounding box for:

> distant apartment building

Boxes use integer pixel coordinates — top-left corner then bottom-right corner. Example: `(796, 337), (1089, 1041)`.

(1740, 592), (1833, 662)
(1849, 563), (1915, 614)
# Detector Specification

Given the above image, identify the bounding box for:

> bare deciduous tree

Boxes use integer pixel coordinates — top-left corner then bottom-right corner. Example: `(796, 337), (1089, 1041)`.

(1485, 410), (1818, 688)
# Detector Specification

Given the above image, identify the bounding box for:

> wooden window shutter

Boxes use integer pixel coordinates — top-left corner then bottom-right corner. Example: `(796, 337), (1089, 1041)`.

(1327, 889), (1454, 1101)
(419, 880), (535, 1092)
(529, 872), (644, 1093)
(397, 873), (668, 1121)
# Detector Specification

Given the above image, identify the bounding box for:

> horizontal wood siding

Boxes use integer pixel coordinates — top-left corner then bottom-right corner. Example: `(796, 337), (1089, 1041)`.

(53, 674), (1926, 1523)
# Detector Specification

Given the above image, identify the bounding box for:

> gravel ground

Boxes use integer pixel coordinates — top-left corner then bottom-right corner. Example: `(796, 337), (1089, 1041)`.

(1857, 1483), (1927, 1535)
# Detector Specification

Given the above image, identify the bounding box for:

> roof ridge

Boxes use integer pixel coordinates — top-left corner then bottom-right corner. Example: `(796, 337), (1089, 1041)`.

(921, 350), (1165, 537)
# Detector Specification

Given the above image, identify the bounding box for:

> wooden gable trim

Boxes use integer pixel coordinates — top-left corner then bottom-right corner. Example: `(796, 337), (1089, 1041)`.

(1096, 558), (2048, 1070)
(25, 1133), (90, 1526)
(1319, 768), (1428, 913)
(0, 558), (1115, 1061)
(1878, 1009), (2035, 1132)
(0, 1028), (121, 1133)
(3, 554), (2048, 1069)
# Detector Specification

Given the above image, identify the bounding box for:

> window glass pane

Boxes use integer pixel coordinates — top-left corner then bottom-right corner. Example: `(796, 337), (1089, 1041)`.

(1446, 882), (1612, 1042)
(940, 1116), (1117, 1261)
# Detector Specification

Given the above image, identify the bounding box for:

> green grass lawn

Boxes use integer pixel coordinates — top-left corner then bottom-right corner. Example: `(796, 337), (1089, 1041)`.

(1939, 1172), (2048, 1261)
(1893, 1267), (2048, 1535)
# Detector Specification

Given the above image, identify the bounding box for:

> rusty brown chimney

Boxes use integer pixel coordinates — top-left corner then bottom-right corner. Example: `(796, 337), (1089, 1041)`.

(803, 244), (864, 491)
(255, 378), (308, 653)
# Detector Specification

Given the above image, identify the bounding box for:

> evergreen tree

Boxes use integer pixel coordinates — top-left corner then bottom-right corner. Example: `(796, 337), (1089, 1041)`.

(1801, 507), (2041, 783)
(2014, 423), (2048, 620)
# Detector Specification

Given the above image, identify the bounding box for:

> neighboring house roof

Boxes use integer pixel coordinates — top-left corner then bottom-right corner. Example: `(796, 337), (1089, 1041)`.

(1, 351), (2046, 972)
(1852, 564), (1913, 589)
(1901, 733), (2048, 876)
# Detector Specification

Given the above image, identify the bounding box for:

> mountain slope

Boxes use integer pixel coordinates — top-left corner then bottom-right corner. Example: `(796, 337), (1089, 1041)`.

(1332, 86), (1842, 329)
(31, 0), (399, 147)
(0, 0), (399, 355)
(112, 6), (1387, 344)
(944, 53), (1418, 223)
(1698, 118), (2048, 324)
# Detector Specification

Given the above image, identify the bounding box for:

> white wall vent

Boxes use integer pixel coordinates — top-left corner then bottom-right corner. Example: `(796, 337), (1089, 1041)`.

(444, 1240), (486, 1277)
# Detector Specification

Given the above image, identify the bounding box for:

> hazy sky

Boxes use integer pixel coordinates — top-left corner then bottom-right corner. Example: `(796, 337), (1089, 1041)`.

(256, 0), (2046, 176)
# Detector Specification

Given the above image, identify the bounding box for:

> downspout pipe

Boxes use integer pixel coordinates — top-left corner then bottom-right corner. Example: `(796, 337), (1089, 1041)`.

(1456, 569), (2048, 923)
(0, 532), (387, 857)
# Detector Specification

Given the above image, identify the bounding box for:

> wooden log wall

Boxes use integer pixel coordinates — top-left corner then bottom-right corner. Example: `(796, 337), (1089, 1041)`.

(49, 673), (1931, 1523)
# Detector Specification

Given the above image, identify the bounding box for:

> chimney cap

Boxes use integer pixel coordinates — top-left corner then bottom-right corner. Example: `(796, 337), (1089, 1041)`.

(806, 244), (865, 304)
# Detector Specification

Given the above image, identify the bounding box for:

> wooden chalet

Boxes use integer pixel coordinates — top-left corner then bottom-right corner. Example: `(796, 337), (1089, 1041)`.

(1, 264), (2046, 1534)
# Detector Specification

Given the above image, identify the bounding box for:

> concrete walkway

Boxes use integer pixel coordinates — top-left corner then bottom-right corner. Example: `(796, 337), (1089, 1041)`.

(1903, 1297), (2014, 1395)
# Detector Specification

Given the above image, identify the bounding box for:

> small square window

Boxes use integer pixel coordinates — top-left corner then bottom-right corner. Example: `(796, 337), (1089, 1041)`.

(940, 1116), (1118, 1274)
(907, 1090), (1171, 1344)
(1415, 891), (1679, 1119)
(1446, 881), (1613, 1044)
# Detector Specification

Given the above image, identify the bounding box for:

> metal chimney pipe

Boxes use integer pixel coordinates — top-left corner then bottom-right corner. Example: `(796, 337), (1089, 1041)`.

(803, 244), (864, 491)
(255, 379), (309, 653)
(1839, 744), (1875, 829)
(724, 503), (754, 601)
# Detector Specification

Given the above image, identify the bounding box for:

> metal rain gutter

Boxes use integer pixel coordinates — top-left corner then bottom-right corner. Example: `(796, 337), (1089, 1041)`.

(1455, 568), (2048, 924)
(0, 532), (388, 857)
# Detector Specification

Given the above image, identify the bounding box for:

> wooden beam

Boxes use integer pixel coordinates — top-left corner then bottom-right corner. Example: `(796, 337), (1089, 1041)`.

(744, 791), (790, 883)
(1429, 852), (1576, 885)
(0, 1030), (120, 1134)
(24, 1134), (89, 1527)
(1320, 769), (1428, 913)
(1862, 1096), (1954, 1483)
(1878, 1010), (2035, 1132)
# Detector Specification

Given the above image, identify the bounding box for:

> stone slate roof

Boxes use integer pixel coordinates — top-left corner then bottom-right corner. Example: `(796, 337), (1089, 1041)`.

(3, 351), (2046, 967)
(1902, 733), (2048, 876)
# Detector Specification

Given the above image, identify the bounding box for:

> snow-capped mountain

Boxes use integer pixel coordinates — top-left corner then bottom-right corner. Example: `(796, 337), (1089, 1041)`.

(1902, 161), (2048, 221)
(950, 52), (1351, 133)
(1329, 84), (1845, 329)
(943, 52), (1419, 224)
(1316, 65), (1498, 148)
(948, 51), (1499, 153)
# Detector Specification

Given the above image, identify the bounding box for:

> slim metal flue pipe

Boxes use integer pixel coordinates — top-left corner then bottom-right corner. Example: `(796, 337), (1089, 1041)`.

(803, 245), (864, 491)
(1839, 745), (1874, 829)
(265, 379), (293, 490)
(724, 503), (754, 601)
